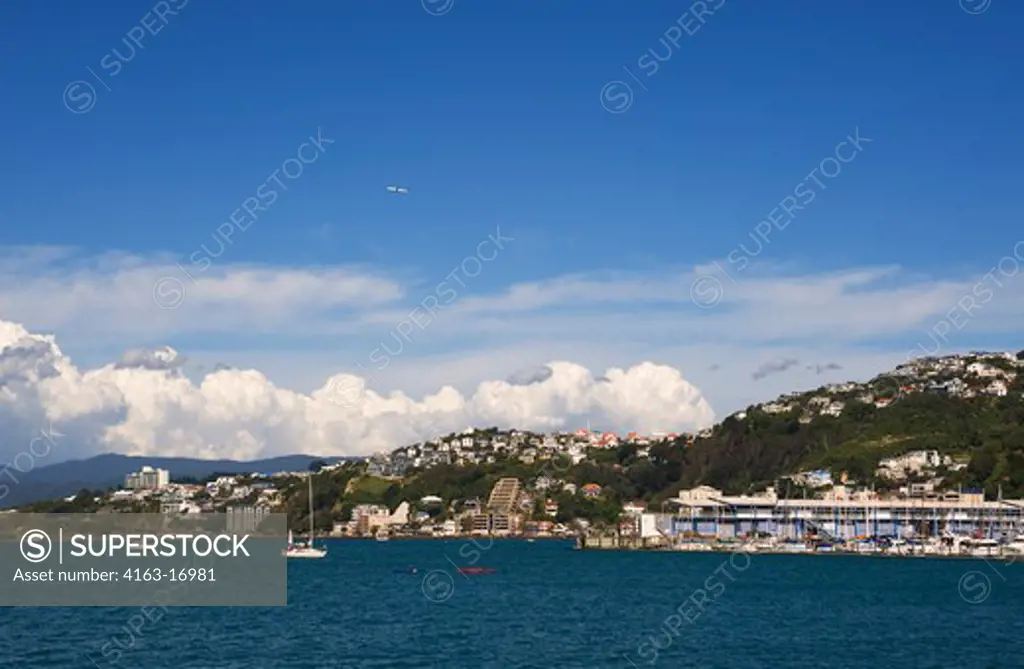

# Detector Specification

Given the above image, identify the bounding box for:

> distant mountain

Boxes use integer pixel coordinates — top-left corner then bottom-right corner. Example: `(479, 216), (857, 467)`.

(1, 453), (364, 509)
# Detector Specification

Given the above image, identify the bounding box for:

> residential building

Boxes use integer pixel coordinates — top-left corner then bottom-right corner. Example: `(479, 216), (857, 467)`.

(622, 501), (646, 515)
(967, 362), (1001, 378)
(790, 470), (833, 488)
(351, 504), (390, 535)
(472, 512), (516, 535)
(487, 478), (521, 513)
(877, 450), (951, 480)
(227, 505), (271, 533)
(125, 466), (170, 491)
(987, 380), (1009, 396)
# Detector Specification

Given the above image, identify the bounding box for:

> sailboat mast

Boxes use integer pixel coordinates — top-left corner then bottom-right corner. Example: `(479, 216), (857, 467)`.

(308, 472), (314, 546)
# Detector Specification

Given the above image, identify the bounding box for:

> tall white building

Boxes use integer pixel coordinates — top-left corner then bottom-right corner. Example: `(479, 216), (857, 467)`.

(125, 466), (170, 490)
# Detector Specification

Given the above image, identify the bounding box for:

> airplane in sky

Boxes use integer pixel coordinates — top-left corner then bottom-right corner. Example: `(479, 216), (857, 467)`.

(385, 185), (409, 194)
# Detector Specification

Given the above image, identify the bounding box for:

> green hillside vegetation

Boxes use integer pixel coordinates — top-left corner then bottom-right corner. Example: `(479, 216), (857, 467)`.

(678, 378), (1024, 497)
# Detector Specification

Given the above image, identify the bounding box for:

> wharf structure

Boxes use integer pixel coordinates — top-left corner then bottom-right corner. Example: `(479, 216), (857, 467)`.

(660, 486), (1024, 540)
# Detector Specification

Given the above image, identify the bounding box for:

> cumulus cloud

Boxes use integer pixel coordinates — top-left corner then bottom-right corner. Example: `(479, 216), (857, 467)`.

(0, 320), (715, 464)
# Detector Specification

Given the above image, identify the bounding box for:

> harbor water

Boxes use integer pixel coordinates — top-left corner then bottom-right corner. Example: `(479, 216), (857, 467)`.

(2, 539), (1022, 668)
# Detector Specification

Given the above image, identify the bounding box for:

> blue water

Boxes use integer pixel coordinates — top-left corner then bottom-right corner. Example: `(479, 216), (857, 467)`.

(2, 539), (1022, 668)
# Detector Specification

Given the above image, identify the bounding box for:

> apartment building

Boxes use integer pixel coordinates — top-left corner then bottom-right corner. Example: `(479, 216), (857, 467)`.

(125, 466), (170, 491)
(470, 478), (522, 535)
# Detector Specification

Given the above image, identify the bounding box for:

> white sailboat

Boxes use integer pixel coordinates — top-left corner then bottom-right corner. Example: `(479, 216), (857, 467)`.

(285, 473), (327, 559)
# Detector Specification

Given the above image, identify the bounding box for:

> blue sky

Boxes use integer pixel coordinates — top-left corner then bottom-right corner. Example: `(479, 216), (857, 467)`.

(0, 0), (1023, 434)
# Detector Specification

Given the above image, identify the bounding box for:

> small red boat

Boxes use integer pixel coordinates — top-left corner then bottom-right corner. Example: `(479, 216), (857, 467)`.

(457, 566), (496, 575)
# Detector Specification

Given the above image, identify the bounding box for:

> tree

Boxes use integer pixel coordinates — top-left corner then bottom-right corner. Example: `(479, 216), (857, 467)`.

(308, 459), (328, 472)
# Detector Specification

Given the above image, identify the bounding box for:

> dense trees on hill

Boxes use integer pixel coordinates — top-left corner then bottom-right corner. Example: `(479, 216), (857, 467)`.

(678, 391), (1024, 497)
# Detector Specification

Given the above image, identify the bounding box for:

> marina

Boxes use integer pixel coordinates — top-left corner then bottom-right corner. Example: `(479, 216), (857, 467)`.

(581, 485), (1024, 560)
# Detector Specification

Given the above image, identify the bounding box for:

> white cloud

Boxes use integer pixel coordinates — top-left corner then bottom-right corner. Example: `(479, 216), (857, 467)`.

(0, 247), (404, 341)
(0, 319), (715, 463)
(1, 244), (1022, 463)
(3, 246), (1023, 349)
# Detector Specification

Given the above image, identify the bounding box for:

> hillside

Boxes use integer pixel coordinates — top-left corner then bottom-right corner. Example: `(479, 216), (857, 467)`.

(677, 351), (1024, 495)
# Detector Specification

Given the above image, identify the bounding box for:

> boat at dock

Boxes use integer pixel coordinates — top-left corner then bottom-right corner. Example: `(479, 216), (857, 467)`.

(958, 537), (1000, 558)
(778, 540), (810, 554)
(285, 473), (327, 559)
(1002, 535), (1024, 555)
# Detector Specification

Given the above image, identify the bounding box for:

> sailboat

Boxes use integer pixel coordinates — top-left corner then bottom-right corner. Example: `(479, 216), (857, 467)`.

(284, 473), (327, 559)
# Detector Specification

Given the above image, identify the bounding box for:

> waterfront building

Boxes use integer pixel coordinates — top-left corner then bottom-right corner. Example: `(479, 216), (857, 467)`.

(620, 512), (661, 539)
(351, 504), (390, 535)
(667, 486), (1024, 540)
(467, 479), (525, 535)
(472, 512), (516, 534)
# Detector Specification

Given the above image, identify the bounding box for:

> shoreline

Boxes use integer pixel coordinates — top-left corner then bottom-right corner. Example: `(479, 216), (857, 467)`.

(305, 536), (1024, 562)
(576, 543), (1024, 562)
(310, 535), (570, 541)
